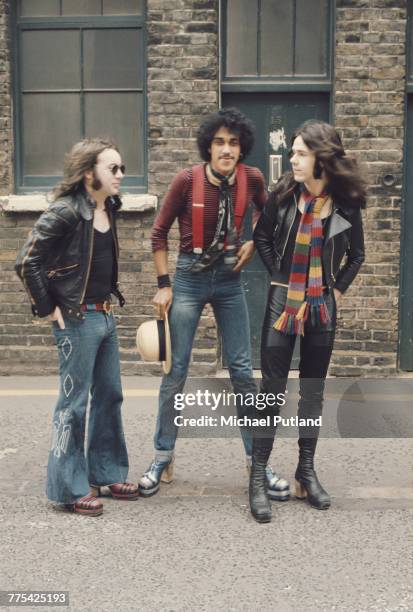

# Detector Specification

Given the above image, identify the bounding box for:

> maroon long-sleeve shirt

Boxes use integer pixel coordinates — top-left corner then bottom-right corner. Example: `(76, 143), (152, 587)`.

(151, 164), (267, 253)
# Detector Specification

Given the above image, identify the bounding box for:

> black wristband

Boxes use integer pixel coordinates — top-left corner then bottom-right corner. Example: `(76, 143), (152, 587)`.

(157, 274), (171, 289)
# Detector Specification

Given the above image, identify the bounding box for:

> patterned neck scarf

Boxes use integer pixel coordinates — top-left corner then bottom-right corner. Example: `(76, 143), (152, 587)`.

(205, 164), (238, 263)
(274, 186), (330, 335)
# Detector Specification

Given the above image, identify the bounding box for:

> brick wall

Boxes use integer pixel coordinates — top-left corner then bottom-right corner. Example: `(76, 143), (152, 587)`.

(331, 0), (406, 375)
(0, 0), (20, 374)
(144, 0), (220, 373)
(0, 0), (409, 376)
(123, 0), (220, 375)
(0, 0), (220, 376)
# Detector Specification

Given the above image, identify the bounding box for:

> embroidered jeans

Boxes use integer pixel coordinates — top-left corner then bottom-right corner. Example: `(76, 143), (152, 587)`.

(154, 253), (257, 460)
(46, 310), (129, 504)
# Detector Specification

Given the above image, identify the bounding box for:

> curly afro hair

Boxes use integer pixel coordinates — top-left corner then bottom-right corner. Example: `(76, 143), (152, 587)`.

(196, 107), (255, 162)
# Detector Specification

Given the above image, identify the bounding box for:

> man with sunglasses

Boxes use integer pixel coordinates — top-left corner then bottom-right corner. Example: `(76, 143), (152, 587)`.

(138, 108), (290, 502)
(16, 138), (139, 516)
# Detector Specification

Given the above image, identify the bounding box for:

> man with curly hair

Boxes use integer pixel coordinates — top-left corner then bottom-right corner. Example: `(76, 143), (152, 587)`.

(139, 108), (290, 501)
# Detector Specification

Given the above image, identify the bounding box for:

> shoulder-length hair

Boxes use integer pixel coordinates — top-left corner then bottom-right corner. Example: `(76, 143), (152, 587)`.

(274, 120), (367, 209)
(51, 138), (119, 201)
(196, 107), (255, 162)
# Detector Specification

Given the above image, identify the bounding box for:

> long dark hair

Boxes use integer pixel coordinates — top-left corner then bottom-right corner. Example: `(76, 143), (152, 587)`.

(274, 120), (367, 209)
(51, 138), (119, 201)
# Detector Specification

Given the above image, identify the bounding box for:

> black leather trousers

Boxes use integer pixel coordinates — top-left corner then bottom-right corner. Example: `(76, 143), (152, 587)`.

(260, 285), (336, 438)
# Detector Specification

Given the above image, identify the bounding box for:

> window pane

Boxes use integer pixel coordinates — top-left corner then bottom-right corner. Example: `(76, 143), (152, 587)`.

(19, 0), (59, 16)
(295, 0), (327, 76)
(102, 0), (143, 15)
(21, 30), (80, 90)
(84, 93), (143, 175)
(22, 94), (81, 175)
(62, 0), (101, 15)
(226, 0), (258, 76)
(261, 0), (293, 76)
(83, 29), (142, 89)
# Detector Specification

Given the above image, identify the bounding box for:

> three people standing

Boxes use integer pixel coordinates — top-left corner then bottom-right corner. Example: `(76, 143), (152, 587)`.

(16, 114), (365, 522)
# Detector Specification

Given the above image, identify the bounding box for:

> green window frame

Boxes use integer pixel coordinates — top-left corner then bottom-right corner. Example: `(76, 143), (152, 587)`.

(221, 0), (333, 93)
(12, 1), (147, 193)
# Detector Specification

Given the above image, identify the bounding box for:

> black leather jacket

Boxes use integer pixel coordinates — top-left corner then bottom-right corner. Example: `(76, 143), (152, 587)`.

(15, 190), (125, 319)
(253, 188), (365, 294)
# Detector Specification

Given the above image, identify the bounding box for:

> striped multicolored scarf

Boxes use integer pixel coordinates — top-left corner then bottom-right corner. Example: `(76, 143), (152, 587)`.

(273, 187), (330, 336)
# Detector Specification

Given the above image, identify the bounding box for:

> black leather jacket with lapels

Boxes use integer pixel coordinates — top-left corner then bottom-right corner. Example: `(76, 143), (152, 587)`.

(15, 190), (125, 319)
(253, 188), (365, 294)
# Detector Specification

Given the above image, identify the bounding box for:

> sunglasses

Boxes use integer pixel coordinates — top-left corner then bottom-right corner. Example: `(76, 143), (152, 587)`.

(109, 164), (126, 176)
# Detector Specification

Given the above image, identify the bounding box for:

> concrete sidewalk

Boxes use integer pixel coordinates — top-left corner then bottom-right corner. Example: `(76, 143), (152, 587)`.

(0, 377), (412, 611)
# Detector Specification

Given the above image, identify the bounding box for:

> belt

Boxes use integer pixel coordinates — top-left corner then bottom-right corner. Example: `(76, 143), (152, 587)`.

(80, 300), (112, 314)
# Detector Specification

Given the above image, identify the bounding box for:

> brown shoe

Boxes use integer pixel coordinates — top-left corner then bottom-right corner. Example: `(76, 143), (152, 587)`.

(70, 494), (103, 516)
(108, 482), (139, 500)
(91, 482), (140, 500)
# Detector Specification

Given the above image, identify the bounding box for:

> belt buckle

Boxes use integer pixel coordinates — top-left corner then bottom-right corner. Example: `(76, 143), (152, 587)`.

(103, 300), (112, 314)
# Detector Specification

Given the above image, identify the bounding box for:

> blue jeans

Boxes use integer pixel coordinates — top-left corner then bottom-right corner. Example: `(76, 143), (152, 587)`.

(154, 253), (256, 459)
(46, 310), (129, 504)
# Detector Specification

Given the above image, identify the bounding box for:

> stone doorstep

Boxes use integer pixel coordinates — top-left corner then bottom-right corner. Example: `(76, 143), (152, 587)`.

(0, 193), (157, 213)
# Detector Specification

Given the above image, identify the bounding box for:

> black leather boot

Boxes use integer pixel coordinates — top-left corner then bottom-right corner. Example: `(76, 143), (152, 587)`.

(295, 438), (330, 510)
(249, 434), (274, 523)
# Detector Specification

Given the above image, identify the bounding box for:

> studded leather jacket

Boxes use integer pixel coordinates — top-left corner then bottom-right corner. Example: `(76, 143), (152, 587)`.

(253, 188), (365, 294)
(15, 190), (125, 319)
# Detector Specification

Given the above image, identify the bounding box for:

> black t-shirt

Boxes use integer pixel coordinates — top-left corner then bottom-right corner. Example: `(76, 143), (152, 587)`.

(83, 227), (115, 303)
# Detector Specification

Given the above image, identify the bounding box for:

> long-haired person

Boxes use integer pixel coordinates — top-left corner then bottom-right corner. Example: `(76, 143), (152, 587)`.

(250, 120), (366, 522)
(16, 138), (139, 516)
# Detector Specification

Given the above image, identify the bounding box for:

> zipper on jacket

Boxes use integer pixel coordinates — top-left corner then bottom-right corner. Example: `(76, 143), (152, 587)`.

(47, 263), (79, 279)
(107, 209), (119, 263)
(107, 208), (121, 292)
(329, 204), (336, 284)
(80, 221), (95, 304)
(280, 193), (298, 259)
(330, 237), (336, 283)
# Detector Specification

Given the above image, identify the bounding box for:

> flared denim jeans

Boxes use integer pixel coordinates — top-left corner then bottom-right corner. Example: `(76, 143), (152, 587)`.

(46, 310), (129, 504)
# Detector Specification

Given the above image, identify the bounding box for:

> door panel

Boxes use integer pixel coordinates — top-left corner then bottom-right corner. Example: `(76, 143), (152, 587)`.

(222, 92), (330, 368)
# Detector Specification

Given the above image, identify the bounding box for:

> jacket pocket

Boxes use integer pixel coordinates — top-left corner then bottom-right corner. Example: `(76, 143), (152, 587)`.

(46, 264), (80, 279)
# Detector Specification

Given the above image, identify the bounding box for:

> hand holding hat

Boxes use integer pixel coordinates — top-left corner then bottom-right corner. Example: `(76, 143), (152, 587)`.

(136, 311), (172, 374)
(153, 285), (173, 319)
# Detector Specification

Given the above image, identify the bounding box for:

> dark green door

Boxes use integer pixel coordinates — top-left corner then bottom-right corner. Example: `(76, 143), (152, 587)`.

(399, 95), (413, 370)
(222, 92), (330, 367)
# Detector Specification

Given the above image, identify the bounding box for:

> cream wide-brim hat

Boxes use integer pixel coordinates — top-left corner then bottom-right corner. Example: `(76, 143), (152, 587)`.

(136, 311), (172, 374)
